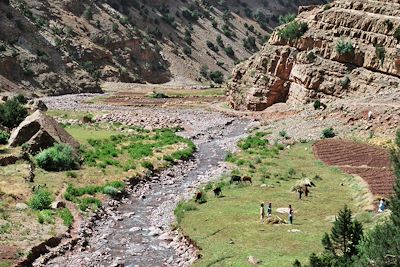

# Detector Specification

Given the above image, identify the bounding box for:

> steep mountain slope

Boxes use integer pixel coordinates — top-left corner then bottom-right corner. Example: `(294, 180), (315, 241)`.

(228, 0), (400, 111)
(0, 0), (327, 95)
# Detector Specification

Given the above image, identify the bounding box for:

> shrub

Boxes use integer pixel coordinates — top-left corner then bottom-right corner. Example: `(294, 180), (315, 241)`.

(0, 99), (28, 128)
(150, 91), (169, 98)
(224, 46), (235, 57)
(79, 197), (101, 211)
(141, 161), (154, 170)
(278, 21), (308, 41)
(279, 13), (296, 25)
(200, 65), (209, 78)
(206, 41), (219, 52)
(216, 35), (224, 47)
(313, 100), (321, 110)
(58, 208), (73, 227)
(336, 40), (354, 55)
(375, 45), (385, 64)
(112, 23), (119, 32)
(103, 186), (119, 196)
(279, 130), (289, 139)
(29, 189), (53, 210)
(306, 51), (317, 62)
(339, 76), (350, 88)
(183, 46), (192, 56)
(37, 210), (54, 224)
(14, 94), (27, 104)
(321, 128), (335, 139)
(209, 71), (224, 84)
(238, 135), (267, 150)
(66, 171), (77, 178)
(83, 6), (93, 20)
(394, 26), (400, 42)
(385, 19), (393, 31)
(0, 131), (10, 145)
(35, 143), (80, 171)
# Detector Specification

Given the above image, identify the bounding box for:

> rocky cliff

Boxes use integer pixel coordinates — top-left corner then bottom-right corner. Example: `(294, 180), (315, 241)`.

(228, 0), (400, 111)
(0, 0), (327, 95)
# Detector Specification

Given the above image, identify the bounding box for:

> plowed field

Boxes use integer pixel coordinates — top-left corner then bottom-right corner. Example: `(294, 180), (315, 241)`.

(313, 139), (395, 196)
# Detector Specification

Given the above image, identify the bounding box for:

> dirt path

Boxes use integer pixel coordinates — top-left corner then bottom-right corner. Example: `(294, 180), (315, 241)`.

(34, 94), (255, 267)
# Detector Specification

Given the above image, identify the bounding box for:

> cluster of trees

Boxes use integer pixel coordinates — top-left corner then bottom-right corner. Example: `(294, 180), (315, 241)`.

(297, 130), (400, 267)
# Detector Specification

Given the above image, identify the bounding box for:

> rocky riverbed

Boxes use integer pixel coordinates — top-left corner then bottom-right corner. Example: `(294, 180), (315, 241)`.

(34, 94), (255, 267)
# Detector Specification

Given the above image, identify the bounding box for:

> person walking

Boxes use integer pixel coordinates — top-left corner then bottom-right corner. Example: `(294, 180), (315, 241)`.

(267, 202), (272, 217)
(304, 186), (309, 197)
(298, 188), (303, 199)
(288, 205), (293, 224)
(260, 202), (265, 223)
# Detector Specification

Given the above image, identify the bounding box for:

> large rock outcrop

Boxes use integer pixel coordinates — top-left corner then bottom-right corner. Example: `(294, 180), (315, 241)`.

(8, 110), (79, 154)
(228, 0), (400, 111)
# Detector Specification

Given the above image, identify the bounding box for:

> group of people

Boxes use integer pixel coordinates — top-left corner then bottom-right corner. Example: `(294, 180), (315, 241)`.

(260, 203), (294, 224)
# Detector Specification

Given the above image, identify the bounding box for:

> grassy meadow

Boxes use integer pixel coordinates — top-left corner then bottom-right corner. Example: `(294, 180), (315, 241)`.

(177, 134), (375, 267)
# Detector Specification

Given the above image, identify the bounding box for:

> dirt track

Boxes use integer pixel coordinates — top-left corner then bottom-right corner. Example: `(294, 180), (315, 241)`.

(313, 139), (395, 196)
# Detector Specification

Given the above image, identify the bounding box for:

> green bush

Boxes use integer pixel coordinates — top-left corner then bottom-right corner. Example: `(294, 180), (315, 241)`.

(313, 100), (321, 110)
(0, 99), (28, 128)
(306, 51), (317, 62)
(83, 6), (93, 20)
(279, 13), (296, 25)
(0, 131), (10, 145)
(336, 40), (354, 55)
(35, 143), (80, 171)
(375, 45), (385, 64)
(14, 94), (27, 104)
(394, 26), (400, 42)
(238, 134), (268, 150)
(103, 186), (119, 196)
(66, 171), (77, 178)
(321, 128), (335, 139)
(58, 208), (73, 227)
(339, 76), (350, 88)
(29, 189), (53, 210)
(224, 46), (235, 57)
(79, 197), (101, 211)
(149, 92), (169, 99)
(141, 161), (154, 170)
(37, 210), (54, 224)
(278, 21), (308, 41)
(183, 46), (192, 56)
(209, 71), (224, 84)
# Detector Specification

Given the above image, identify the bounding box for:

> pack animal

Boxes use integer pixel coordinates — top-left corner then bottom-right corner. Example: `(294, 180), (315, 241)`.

(230, 175), (242, 183)
(213, 187), (222, 197)
(242, 176), (252, 184)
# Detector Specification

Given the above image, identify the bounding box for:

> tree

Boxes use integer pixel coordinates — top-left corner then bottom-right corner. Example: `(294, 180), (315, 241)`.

(308, 206), (363, 266)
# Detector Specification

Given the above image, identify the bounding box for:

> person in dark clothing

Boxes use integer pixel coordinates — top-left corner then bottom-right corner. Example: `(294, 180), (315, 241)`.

(267, 202), (272, 217)
(298, 188), (303, 199)
(304, 186), (309, 197)
(288, 205), (293, 224)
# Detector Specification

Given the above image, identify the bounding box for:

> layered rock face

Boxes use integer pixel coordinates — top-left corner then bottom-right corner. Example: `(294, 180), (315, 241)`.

(228, 0), (400, 111)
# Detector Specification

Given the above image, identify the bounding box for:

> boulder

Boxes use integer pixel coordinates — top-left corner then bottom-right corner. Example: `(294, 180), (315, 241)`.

(8, 110), (79, 154)
(27, 99), (48, 112)
(15, 203), (28, 210)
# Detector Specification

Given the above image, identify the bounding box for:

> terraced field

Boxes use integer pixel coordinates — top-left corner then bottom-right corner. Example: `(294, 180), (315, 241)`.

(313, 139), (395, 196)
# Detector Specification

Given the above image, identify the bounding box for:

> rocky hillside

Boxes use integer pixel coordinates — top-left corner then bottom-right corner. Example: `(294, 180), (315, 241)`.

(0, 0), (327, 95)
(228, 0), (400, 111)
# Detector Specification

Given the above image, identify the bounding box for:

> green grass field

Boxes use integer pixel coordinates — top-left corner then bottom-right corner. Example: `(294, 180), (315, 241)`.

(178, 138), (372, 267)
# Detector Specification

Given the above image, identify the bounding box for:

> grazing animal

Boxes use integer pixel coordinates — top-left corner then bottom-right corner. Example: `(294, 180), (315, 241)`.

(213, 187), (222, 197)
(195, 192), (203, 202)
(230, 175), (242, 184)
(242, 176), (252, 184)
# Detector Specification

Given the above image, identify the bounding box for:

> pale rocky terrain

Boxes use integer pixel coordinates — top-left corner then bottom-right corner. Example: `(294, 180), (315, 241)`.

(0, 0), (328, 95)
(228, 0), (400, 111)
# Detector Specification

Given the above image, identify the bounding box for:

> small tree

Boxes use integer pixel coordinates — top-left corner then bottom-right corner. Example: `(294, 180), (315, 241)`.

(200, 65), (209, 78)
(309, 206), (363, 266)
(36, 143), (80, 171)
(209, 71), (224, 84)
